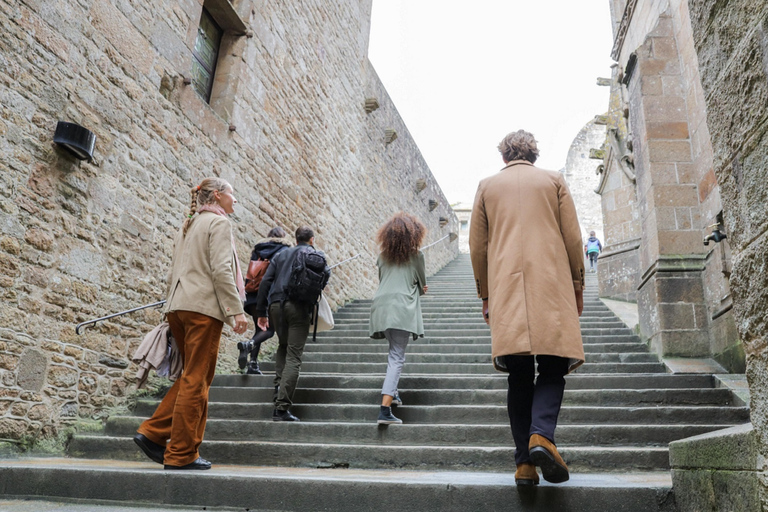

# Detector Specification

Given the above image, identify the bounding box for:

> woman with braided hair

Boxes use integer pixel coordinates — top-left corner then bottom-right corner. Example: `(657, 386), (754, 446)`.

(134, 177), (248, 470)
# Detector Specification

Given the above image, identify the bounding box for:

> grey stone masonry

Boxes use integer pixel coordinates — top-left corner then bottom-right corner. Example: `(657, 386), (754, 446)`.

(0, 0), (457, 444)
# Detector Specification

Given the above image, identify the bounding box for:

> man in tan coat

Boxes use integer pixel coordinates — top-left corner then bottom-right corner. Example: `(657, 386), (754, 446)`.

(469, 130), (585, 486)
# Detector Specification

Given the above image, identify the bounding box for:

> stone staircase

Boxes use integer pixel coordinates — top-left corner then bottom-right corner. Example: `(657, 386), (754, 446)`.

(0, 254), (750, 511)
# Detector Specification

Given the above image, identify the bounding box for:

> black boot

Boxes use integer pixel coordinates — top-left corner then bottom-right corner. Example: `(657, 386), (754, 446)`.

(246, 360), (262, 375)
(237, 340), (253, 370)
(246, 342), (262, 374)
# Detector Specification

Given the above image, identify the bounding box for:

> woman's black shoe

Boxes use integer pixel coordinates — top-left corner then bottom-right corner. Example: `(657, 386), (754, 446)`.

(164, 457), (212, 470)
(133, 433), (165, 464)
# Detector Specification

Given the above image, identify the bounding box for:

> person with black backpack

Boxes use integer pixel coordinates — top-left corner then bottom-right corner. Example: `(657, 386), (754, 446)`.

(254, 226), (330, 421)
(238, 226), (293, 375)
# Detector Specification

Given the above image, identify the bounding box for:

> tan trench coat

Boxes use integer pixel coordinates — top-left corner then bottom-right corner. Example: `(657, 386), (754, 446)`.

(469, 160), (585, 373)
(164, 211), (245, 325)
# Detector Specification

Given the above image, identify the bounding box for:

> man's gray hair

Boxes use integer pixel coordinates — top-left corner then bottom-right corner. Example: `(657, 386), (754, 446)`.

(498, 130), (539, 164)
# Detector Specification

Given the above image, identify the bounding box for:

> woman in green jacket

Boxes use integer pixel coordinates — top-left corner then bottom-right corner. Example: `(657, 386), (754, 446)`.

(369, 212), (428, 424)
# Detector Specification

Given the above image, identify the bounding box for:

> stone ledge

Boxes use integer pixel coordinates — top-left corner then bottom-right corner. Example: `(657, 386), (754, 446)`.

(663, 357), (726, 374)
(669, 422), (756, 471)
(714, 373), (750, 407)
(670, 423), (763, 512)
(600, 297), (639, 332)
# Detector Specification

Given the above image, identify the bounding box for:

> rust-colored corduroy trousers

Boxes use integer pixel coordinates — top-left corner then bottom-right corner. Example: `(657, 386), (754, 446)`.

(137, 310), (223, 466)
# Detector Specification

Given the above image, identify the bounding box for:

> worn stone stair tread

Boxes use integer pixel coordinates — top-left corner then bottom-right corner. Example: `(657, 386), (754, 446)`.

(130, 401), (748, 424)
(101, 417), (733, 446)
(204, 386), (735, 406)
(0, 459), (675, 512)
(211, 373), (719, 389)
(66, 437), (673, 471)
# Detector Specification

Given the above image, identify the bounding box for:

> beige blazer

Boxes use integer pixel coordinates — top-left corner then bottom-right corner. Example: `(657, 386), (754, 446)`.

(469, 161), (585, 372)
(164, 211), (245, 324)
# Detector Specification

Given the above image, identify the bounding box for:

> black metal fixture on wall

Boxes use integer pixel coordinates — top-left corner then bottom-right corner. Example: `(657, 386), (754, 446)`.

(53, 121), (96, 161)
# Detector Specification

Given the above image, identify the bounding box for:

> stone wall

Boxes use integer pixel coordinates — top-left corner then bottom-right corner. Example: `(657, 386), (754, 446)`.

(688, 0), (768, 507)
(562, 118), (607, 243)
(600, 0), (740, 370)
(0, 0), (457, 444)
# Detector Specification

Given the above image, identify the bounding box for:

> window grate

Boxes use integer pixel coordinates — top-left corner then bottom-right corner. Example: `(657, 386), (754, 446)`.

(191, 8), (223, 102)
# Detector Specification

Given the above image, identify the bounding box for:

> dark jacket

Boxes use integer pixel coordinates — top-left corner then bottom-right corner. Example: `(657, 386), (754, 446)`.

(243, 236), (293, 316)
(254, 243), (331, 318)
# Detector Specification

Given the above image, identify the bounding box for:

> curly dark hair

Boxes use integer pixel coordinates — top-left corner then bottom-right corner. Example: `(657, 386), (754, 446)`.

(377, 212), (426, 265)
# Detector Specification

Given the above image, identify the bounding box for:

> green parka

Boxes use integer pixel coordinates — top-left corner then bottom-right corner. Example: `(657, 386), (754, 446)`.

(369, 252), (427, 340)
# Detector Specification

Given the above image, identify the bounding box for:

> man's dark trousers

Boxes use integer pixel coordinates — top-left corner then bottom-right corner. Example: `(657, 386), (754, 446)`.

(503, 354), (569, 465)
(269, 301), (311, 411)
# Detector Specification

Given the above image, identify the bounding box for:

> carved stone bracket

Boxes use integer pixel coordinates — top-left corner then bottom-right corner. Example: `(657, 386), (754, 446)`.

(365, 97), (380, 113)
(385, 129), (397, 144)
(428, 199), (438, 211)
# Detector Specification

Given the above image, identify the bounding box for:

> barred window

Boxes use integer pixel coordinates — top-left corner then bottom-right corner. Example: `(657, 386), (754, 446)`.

(191, 9), (223, 103)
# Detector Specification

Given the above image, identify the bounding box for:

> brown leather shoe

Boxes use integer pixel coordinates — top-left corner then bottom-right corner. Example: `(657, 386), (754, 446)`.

(528, 434), (569, 483)
(514, 462), (540, 486)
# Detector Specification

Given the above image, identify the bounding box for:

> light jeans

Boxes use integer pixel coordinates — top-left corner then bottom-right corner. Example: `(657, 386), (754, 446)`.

(381, 328), (411, 396)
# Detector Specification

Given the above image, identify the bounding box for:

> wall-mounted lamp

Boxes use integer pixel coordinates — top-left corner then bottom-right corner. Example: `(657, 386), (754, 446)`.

(53, 121), (96, 161)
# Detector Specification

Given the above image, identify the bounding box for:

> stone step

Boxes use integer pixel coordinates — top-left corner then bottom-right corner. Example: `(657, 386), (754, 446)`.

(204, 387), (733, 407)
(299, 352), (660, 364)
(312, 327), (635, 337)
(303, 342), (648, 354)
(68, 435), (673, 472)
(332, 311), (618, 320)
(257, 361), (667, 374)
(131, 402), (749, 424)
(103, 416), (731, 446)
(311, 335), (644, 344)
(212, 373), (718, 390)
(329, 320), (628, 329)
(0, 460), (675, 512)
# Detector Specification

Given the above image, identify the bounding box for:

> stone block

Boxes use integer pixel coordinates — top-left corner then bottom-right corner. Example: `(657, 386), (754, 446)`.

(654, 274), (704, 304)
(659, 330), (710, 357)
(647, 122), (690, 140)
(641, 75), (663, 95)
(670, 469), (716, 512)
(648, 140), (692, 163)
(658, 303), (696, 330)
(17, 348), (47, 392)
(643, 96), (688, 124)
(651, 37), (679, 60)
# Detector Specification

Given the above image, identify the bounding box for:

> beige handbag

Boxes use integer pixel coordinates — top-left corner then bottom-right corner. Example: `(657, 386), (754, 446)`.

(310, 293), (334, 340)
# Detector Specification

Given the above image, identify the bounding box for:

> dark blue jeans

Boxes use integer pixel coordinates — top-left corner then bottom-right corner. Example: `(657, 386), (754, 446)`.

(503, 354), (569, 465)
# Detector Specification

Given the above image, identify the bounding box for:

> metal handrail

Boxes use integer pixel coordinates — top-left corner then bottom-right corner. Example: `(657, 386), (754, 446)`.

(75, 300), (166, 335)
(75, 254), (363, 335)
(329, 254), (361, 269)
(421, 232), (458, 251)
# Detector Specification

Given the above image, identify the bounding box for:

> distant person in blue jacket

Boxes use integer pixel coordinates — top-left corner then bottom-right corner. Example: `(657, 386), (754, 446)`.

(584, 231), (602, 272)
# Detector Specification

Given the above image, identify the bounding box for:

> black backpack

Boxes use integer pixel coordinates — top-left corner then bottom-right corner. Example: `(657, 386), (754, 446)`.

(285, 246), (329, 305)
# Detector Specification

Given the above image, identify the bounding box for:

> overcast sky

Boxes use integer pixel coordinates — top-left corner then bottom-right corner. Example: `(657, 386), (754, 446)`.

(368, 1), (616, 205)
